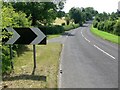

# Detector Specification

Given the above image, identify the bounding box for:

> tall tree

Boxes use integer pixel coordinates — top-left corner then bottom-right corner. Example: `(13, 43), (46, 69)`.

(69, 7), (83, 26)
(11, 2), (57, 26)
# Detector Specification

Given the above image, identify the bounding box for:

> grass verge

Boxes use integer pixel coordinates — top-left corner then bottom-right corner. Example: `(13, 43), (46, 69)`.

(47, 34), (61, 39)
(91, 26), (120, 44)
(3, 43), (62, 88)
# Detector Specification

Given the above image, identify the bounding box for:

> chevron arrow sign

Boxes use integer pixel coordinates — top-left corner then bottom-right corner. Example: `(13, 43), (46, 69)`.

(2, 27), (46, 45)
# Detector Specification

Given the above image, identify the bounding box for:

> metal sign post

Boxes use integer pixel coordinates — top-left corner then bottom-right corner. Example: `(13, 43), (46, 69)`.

(9, 45), (14, 70)
(32, 45), (36, 75)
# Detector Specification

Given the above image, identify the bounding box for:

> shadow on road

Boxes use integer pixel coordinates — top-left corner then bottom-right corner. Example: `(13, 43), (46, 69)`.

(62, 32), (75, 36)
(3, 74), (46, 81)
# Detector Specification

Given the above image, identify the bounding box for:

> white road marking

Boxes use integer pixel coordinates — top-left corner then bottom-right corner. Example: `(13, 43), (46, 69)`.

(84, 37), (91, 42)
(58, 44), (65, 88)
(81, 31), (84, 37)
(81, 31), (90, 43)
(81, 30), (115, 60)
(94, 45), (116, 60)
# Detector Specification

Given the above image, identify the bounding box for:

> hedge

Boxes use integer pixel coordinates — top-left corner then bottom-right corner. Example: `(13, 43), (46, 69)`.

(63, 24), (80, 31)
(38, 24), (80, 35)
(38, 25), (64, 35)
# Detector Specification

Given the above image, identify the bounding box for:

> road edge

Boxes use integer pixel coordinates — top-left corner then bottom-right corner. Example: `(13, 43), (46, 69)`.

(58, 44), (64, 88)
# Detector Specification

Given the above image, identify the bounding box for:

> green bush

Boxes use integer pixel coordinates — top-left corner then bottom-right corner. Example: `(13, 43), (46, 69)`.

(2, 5), (31, 28)
(93, 20), (98, 28)
(2, 45), (11, 74)
(93, 11), (120, 36)
(73, 24), (80, 28)
(97, 22), (104, 31)
(39, 25), (64, 35)
(103, 20), (114, 33)
(38, 24), (80, 34)
(36, 23), (80, 36)
(2, 5), (32, 74)
(114, 19), (120, 36)
(64, 24), (79, 31)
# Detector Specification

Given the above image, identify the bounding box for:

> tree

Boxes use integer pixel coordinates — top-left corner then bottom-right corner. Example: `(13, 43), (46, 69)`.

(69, 7), (83, 26)
(10, 2), (57, 26)
(69, 7), (98, 25)
(2, 4), (31, 28)
(10, 1), (66, 26)
(57, 11), (65, 18)
(84, 7), (98, 20)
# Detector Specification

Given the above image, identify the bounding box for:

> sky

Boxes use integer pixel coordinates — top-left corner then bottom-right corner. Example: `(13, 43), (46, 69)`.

(62, 0), (120, 13)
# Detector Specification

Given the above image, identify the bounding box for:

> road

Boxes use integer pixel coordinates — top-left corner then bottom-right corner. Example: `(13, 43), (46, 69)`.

(49, 21), (118, 88)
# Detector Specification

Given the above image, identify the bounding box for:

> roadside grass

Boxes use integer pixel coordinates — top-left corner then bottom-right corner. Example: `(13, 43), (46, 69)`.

(47, 34), (61, 39)
(91, 26), (120, 44)
(3, 43), (62, 88)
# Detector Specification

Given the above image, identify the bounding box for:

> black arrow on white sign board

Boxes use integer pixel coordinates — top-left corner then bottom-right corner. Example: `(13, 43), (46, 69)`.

(2, 27), (46, 45)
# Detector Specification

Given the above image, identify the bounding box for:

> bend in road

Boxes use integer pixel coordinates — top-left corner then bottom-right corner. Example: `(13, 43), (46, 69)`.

(59, 21), (118, 88)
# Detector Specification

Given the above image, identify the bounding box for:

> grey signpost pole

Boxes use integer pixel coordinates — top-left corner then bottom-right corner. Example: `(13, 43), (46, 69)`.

(32, 45), (36, 75)
(9, 45), (14, 70)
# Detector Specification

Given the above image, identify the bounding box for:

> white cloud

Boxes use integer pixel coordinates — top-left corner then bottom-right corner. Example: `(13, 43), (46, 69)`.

(63, 0), (120, 13)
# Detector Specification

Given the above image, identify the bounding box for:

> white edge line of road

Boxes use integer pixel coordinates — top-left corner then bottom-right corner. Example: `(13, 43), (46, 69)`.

(81, 30), (115, 60)
(94, 45), (116, 60)
(58, 35), (68, 88)
(58, 44), (64, 88)
(84, 37), (90, 42)
(81, 31), (90, 43)
(58, 36), (68, 88)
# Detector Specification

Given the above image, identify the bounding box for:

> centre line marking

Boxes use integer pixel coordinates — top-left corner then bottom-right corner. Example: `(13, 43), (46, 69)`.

(94, 45), (115, 60)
